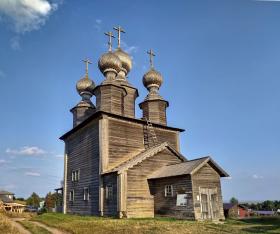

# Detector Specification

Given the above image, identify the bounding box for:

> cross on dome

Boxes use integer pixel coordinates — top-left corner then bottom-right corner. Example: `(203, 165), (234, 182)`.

(104, 32), (115, 52)
(147, 49), (155, 68)
(113, 26), (125, 48)
(82, 58), (92, 78)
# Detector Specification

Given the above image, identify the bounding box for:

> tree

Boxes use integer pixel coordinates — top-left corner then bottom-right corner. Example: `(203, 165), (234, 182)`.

(230, 197), (239, 205)
(26, 192), (40, 208)
(45, 192), (56, 211)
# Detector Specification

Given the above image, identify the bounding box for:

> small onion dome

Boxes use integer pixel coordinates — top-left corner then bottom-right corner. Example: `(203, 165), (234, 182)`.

(76, 76), (95, 96)
(114, 48), (132, 75)
(143, 68), (163, 89)
(98, 51), (122, 75)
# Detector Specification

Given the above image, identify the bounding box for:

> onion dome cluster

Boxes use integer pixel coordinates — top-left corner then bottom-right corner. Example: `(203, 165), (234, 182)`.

(98, 51), (122, 76)
(114, 48), (132, 76)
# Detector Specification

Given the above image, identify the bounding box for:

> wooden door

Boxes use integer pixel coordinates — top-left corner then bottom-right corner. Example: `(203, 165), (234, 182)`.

(199, 187), (218, 220)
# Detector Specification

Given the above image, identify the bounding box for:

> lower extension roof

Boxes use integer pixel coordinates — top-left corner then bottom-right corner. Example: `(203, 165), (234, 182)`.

(148, 156), (229, 179)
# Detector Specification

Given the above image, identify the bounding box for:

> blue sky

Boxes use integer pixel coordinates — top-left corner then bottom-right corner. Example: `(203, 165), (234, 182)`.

(0, 0), (279, 201)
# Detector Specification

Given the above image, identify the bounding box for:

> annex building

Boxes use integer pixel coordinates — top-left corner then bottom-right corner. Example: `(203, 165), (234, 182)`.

(60, 26), (229, 220)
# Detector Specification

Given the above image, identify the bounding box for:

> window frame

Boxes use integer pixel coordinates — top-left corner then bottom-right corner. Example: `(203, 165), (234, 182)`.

(83, 187), (89, 201)
(165, 185), (173, 197)
(105, 185), (113, 200)
(69, 190), (75, 201)
(71, 169), (80, 182)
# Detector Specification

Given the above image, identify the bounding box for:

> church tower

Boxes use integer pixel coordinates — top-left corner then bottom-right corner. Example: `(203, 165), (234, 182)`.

(94, 27), (138, 118)
(139, 49), (169, 125)
(70, 59), (96, 127)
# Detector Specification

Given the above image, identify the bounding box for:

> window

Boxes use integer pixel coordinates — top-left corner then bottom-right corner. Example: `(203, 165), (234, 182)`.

(176, 194), (187, 206)
(105, 185), (113, 200)
(84, 187), (89, 201)
(71, 170), (80, 182)
(165, 185), (173, 197)
(69, 190), (75, 201)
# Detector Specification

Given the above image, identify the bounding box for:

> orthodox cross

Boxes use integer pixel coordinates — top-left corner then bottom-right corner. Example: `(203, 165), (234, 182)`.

(113, 26), (125, 48)
(147, 49), (155, 68)
(82, 58), (92, 78)
(104, 31), (115, 51)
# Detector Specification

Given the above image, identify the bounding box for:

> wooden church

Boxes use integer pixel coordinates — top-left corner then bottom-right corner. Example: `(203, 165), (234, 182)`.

(60, 26), (229, 220)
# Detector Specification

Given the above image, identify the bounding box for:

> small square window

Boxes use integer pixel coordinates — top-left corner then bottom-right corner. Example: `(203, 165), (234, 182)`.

(165, 185), (173, 197)
(84, 187), (89, 201)
(176, 194), (187, 206)
(105, 185), (113, 200)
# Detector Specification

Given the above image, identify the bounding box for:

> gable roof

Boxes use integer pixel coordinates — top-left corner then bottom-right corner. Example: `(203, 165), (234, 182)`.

(148, 156), (229, 179)
(102, 142), (186, 175)
(60, 111), (184, 140)
(0, 190), (14, 195)
(223, 203), (236, 210)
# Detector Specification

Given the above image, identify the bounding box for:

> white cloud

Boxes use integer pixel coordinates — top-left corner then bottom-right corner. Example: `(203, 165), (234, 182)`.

(95, 19), (102, 24)
(0, 159), (7, 164)
(6, 146), (46, 156)
(121, 41), (138, 54)
(55, 154), (64, 159)
(0, 0), (58, 33)
(252, 174), (264, 179)
(25, 171), (40, 177)
(0, 70), (6, 78)
(1, 184), (16, 190)
(10, 36), (20, 50)
(94, 19), (102, 31)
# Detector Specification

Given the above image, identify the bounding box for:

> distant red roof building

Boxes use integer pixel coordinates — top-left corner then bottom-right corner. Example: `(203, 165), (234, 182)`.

(223, 203), (250, 218)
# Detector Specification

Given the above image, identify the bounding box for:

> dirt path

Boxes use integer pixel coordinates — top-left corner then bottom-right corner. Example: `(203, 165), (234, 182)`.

(10, 217), (68, 234)
(29, 221), (68, 234)
(10, 218), (31, 234)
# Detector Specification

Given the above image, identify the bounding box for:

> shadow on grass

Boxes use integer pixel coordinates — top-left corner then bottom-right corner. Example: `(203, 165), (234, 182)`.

(239, 217), (280, 234)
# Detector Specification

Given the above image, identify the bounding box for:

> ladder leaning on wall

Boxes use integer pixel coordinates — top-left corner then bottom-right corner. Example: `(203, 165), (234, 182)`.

(143, 117), (158, 147)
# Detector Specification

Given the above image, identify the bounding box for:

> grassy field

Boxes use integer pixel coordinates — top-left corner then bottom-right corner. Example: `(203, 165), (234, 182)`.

(0, 212), (20, 234)
(32, 213), (280, 234)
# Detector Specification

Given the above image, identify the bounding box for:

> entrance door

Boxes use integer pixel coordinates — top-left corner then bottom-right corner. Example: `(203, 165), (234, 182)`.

(199, 187), (218, 220)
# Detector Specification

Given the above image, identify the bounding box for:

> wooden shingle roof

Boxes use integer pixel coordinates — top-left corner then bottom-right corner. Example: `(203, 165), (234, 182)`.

(102, 142), (186, 175)
(148, 156), (229, 179)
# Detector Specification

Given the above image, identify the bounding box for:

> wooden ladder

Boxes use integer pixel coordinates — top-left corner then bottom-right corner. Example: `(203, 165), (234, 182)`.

(144, 117), (158, 147)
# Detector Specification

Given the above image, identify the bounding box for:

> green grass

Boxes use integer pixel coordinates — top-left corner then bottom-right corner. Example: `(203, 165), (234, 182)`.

(31, 213), (280, 234)
(18, 220), (51, 234)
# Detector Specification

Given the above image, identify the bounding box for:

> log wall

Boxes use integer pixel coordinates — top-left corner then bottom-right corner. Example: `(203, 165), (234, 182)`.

(126, 149), (183, 218)
(149, 175), (195, 219)
(65, 119), (100, 215)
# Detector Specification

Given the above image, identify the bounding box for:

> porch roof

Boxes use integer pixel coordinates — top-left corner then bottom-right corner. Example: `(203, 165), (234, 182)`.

(148, 156), (229, 179)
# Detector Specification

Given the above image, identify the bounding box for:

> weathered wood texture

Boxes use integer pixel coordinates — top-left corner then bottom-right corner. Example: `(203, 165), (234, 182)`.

(102, 173), (118, 217)
(65, 120), (100, 215)
(191, 163), (225, 220)
(107, 118), (145, 170)
(126, 149), (183, 218)
(149, 175), (195, 219)
(94, 85), (126, 116)
(71, 104), (95, 127)
(122, 85), (137, 118)
(106, 117), (180, 171)
(140, 100), (168, 126)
